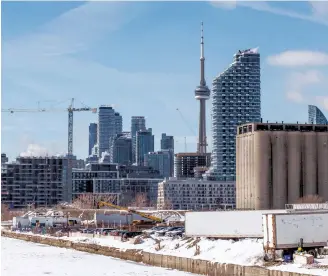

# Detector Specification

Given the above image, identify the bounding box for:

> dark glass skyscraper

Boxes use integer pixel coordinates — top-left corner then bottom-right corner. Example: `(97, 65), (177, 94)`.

(308, 105), (328, 125)
(136, 128), (154, 166)
(160, 133), (174, 177)
(131, 116), (146, 163)
(98, 106), (122, 157)
(110, 132), (132, 165)
(207, 48), (261, 181)
(88, 123), (97, 156)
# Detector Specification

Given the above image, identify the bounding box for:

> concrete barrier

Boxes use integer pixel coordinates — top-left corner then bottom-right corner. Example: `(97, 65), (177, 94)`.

(1, 230), (313, 276)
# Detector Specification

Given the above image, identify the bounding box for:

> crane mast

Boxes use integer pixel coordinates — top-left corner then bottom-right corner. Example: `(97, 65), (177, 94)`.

(2, 98), (97, 157)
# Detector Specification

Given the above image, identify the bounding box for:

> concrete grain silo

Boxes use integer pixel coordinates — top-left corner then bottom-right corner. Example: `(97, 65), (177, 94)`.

(317, 132), (328, 201)
(236, 135), (244, 208)
(303, 132), (317, 196)
(287, 132), (302, 203)
(236, 133), (255, 209)
(271, 131), (287, 209)
(253, 131), (271, 210)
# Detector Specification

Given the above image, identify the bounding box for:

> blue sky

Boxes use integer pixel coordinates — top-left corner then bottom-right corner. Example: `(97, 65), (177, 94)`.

(1, 1), (328, 160)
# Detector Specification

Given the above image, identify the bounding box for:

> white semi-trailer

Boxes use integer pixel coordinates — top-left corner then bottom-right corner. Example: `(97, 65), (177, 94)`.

(262, 212), (328, 258)
(185, 210), (287, 238)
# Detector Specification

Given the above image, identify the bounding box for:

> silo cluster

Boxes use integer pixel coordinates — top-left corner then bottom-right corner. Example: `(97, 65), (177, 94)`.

(236, 124), (328, 210)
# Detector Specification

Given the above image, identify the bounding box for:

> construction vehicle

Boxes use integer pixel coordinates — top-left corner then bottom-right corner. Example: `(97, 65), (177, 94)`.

(97, 201), (164, 227)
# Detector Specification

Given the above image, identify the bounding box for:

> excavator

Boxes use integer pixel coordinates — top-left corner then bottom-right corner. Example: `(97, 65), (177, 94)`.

(96, 201), (164, 227)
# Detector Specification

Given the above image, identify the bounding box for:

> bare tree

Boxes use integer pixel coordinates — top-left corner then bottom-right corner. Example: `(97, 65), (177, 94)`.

(162, 199), (173, 210)
(1, 204), (24, 221)
(296, 195), (325, 204)
(130, 193), (149, 208)
(1, 203), (10, 221)
(72, 193), (118, 209)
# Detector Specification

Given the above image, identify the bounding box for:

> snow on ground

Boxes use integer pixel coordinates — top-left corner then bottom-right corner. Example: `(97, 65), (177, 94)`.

(1, 237), (198, 276)
(64, 234), (328, 275)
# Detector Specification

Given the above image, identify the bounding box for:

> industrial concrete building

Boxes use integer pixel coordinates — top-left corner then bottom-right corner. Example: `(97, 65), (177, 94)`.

(236, 122), (328, 210)
(157, 178), (235, 210)
(174, 153), (211, 179)
(1, 156), (84, 209)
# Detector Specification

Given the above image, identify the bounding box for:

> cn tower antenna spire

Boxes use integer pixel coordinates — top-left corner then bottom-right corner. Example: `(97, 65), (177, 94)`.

(200, 21), (206, 87)
(195, 21), (210, 154)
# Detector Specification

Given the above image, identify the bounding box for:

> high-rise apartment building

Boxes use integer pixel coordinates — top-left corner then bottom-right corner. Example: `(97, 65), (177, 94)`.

(110, 132), (132, 165)
(136, 128), (154, 166)
(236, 122), (328, 210)
(308, 105), (328, 125)
(98, 106), (122, 157)
(72, 163), (162, 206)
(175, 153), (211, 179)
(207, 48), (261, 181)
(131, 116), (146, 163)
(157, 178), (235, 210)
(88, 123), (97, 156)
(160, 133), (174, 177)
(145, 150), (171, 178)
(1, 156), (84, 208)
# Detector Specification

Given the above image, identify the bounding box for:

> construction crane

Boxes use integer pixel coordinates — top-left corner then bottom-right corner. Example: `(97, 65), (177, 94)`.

(97, 201), (164, 225)
(2, 98), (97, 156)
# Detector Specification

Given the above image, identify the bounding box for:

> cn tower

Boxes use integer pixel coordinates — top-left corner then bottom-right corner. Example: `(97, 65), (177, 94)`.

(195, 22), (210, 154)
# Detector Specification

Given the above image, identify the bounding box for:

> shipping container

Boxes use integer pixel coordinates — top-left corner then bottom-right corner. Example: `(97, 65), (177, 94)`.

(185, 210), (287, 238)
(262, 212), (328, 254)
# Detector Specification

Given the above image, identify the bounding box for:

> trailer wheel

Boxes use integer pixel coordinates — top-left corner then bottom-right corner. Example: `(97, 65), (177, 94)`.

(307, 249), (317, 258)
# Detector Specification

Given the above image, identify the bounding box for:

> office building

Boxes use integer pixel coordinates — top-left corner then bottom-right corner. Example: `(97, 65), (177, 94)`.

(207, 48), (261, 182)
(145, 150), (171, 178)
(136, 128), (154, 166)
(157, 178), (235, 210)
(110, 132), (132, 165)
(1, 153), (9, 165)
(1, 156), (84, 208)
(236, 122), (328, 210)
(174, 153), (211, 178)
(308, 105), (328, 125)
(98, 106), (122, 157)
(115, 112), (123, 134)
(72, 164), (162, 206)
(161, 133), (174, 151)
(131, 116), (146, 163)
(88, 123), (97, 156)
(161, 133), (174, 176)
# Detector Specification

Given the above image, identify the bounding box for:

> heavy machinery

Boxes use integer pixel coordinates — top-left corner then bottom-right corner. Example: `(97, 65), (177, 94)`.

(97, 201), (164, 226)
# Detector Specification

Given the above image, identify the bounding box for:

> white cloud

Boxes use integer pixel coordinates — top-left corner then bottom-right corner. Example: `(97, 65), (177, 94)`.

(285, 70), (325, 103)
(309, 1), (328, 18)
(20, 144), (50, 157)
(267, 51), (328, 67)
(315, 96), (328, 112)
(210, 1), (328, 26)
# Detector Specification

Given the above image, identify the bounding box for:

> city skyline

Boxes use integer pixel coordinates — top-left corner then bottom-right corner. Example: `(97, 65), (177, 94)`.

(2, 1), (328, 160)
